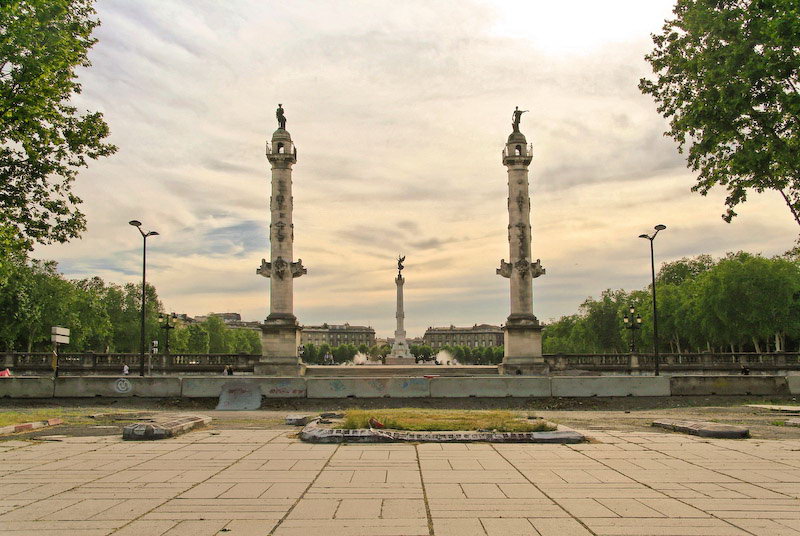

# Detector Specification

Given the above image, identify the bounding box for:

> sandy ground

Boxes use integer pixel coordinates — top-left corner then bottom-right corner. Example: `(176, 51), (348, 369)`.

(1, 395), (799, 441)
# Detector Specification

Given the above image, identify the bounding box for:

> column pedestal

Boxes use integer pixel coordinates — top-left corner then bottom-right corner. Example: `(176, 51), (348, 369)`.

(255, 318), (305, 376)
(499, 318), (549, 375)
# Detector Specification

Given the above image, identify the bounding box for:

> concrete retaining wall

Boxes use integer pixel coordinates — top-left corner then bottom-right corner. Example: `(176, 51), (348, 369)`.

(53, 376), (182, 397)
(787, 375), (800, 395)
(2, 374), (798, 399)
(670, 375), (790, 396)
(181, 377), (305, 398)
(306, 377), (430, 398)
(430, 377), (550, 397)
(552, 376), (670, 397)
(0, 377), (54, 398)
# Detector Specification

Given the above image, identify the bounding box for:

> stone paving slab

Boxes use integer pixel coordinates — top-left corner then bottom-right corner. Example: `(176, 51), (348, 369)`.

(1, 428), (800, 535)
(652, 419), (750, 438)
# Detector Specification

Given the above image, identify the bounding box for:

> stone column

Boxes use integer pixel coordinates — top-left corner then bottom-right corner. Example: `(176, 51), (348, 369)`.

(497, 129), (548, 375)
(386, 273), (413, 363)
(255, 126), (307, 375)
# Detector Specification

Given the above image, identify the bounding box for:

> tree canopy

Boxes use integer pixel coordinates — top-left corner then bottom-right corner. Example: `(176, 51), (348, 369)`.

(639, 0), (800, 226)
(1, 0), (116, 247)
(543, 252), (800, 354)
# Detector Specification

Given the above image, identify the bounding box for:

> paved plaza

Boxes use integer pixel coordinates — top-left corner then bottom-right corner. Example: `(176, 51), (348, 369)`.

(1, 426), (799, 536)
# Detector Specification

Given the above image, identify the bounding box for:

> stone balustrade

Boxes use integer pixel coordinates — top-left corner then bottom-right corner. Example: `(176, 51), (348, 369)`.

(2, 352), (799, 376)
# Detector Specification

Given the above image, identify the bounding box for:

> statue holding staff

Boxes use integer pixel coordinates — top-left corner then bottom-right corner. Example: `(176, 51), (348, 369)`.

(276, 103), (287, 129)
(512, 106), (528, 133)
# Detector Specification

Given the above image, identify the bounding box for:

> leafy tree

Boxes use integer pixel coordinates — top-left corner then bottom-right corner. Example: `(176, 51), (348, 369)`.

(186, 324), (209, 354)
(318, 343), (332, 359)
(204, 315), (228, 353)
(0, 0), (117, 247)
(657, 255), (714, 286)
(639, 0), (800, 226)
(357, 343), (368, 355)
(304, 343), (319, 364)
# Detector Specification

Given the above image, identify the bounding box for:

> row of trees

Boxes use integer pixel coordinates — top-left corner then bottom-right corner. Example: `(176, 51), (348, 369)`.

(543, 252), (800, 355)
(0, 251), (260, 354)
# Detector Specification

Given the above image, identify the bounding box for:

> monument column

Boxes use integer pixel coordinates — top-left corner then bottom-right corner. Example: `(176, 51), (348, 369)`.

(497, 107), (548, 375)
(386, 255), (413, 364)
(255, 104), (307, 375)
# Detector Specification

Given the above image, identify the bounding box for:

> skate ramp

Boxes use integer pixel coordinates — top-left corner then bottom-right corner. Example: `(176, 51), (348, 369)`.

(215, 380), (262, 410)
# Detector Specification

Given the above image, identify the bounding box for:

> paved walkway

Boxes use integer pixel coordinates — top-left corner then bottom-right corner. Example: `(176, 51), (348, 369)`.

(1, 429), (799, 535)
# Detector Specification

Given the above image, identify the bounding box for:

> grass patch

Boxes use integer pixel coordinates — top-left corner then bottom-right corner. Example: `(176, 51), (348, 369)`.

(341, 409), (556, 432)
(0, 408), (98, 428)
(770, 420), (786, 427)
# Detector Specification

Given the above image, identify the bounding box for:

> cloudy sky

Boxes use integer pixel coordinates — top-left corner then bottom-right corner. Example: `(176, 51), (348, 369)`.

(36, 0), (798, 337)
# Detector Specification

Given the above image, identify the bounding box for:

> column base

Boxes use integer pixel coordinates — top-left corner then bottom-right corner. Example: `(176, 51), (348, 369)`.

(258, 319), (303, 376)
(501, 320), (549, 375)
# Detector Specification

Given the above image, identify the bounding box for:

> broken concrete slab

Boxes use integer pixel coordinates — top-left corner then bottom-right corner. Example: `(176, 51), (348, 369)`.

(122, 414), (211, 440)
(786, 418), (800, 427)
(215, 380), (262, 410)
(285, 414), (312, 426)
(652, 419), (749, 439)
(746, 404), (800, 413)
(299, 419), (584, 444)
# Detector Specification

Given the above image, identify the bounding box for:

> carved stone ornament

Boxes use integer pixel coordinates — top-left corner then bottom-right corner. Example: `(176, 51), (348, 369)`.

(273, 221), (287, 242)
(273, 257), (289, 279)
(532, 259), (546, 278)
(514, 259), (530, 277)
(516, 192), (526, 212)
(290, 260), (307, 278)
(496, 259), (513, 278)
(256, 258), (271, 278)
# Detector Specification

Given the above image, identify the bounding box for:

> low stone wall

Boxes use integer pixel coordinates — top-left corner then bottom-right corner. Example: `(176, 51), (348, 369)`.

(0, 377), (54, 398)
(670, 375), (791, 396)
(430, 377), (550, 397)
(1, 374), (798, 399)
(306, 377), (430, 398)
(182, 377), (306, 398)
(551, 376), (670, 397)
(53, 376), (182, 398)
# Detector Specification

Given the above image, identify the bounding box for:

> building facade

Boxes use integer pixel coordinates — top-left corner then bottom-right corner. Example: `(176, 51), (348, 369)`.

(300, 323), (376, 347)
(423, 324), (504, 349)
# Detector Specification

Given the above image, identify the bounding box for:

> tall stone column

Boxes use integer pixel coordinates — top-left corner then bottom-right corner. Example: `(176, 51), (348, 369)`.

(386, 257), (412, 364)
(255, 116), (307, 375)
(497, 118), (548, 375)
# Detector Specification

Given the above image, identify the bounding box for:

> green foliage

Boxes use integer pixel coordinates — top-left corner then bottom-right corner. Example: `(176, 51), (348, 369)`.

(543, 252), (800, 354)
(639, 0), (800, 226)
(0, 0), (117, 247)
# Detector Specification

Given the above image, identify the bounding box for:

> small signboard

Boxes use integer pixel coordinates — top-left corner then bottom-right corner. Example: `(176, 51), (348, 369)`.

(51, 326), (70, 345)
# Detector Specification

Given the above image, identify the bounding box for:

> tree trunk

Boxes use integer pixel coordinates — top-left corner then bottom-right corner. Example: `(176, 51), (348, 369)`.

(775, 332), (781, 352)
(752, 337), (762, 354)
(706, 341), (711, 352)
(730, 343), (735, 354)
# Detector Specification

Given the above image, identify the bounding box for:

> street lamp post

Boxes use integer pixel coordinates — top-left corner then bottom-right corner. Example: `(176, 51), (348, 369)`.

(622, 304), (642, 353)
(159, 313), (176, 355)
(129, 220), (159, 377)
(639, 224), (666, 376)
